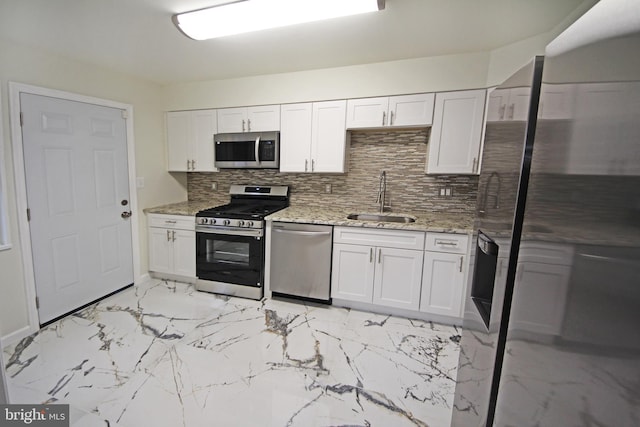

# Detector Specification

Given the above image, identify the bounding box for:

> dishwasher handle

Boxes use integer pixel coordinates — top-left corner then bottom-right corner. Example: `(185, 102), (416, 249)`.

(273, 228), (332, 237)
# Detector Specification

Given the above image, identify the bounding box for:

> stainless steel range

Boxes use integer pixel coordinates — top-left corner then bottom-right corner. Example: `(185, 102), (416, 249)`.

(195, 185), (289, 300)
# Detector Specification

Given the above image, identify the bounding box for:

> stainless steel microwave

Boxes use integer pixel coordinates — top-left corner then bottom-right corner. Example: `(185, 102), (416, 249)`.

(214, 131), (280, 169)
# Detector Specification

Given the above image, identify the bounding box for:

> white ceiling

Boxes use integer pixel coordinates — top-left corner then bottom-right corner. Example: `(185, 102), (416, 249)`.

(0, 0), (587, 85)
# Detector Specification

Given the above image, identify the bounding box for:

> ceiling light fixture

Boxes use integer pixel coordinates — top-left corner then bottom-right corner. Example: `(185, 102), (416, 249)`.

(173, 0), (386, 40)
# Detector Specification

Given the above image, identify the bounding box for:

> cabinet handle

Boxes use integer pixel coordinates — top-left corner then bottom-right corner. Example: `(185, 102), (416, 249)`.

(164, 220), (177, 224)
(166, 230), (171, 242)
(186, 159), (190, 170)
(508, 103), (515, 120)
(390, 111), (395, 126)
(472, 157), (478, 173)
(436, 240), (458, 247)
(459, 256), (464, 272)
(192, 160), (196, 170)
(382, 111), (386, 126)
(247, 118), (251, 131)
(499, 104), (506, 120)
(242, 119), (246, 132)
(370, 248), (373, 263)
(312, 159), (315, 172)
(305, 159), (308, 172)
(172, 230), (176, 242)
(378, 248), (382, 264)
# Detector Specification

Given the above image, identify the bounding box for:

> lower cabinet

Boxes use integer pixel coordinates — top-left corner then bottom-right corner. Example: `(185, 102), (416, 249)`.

(420, 251), (465, 317)
(331, 227), (425, 310)
(420, 233), (469, 317)
(148, 214), (196, 279)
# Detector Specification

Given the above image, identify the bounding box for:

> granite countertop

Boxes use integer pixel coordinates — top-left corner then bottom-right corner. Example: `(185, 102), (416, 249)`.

(266, 206), (474, 234)
(143, 201), (218, 216)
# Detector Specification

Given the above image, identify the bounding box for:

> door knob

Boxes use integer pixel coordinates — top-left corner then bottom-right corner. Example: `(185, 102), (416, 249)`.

(121, 211), (132, 219)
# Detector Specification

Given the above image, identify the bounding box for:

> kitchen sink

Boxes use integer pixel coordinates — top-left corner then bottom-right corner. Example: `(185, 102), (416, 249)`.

(347, 213), (416, 223)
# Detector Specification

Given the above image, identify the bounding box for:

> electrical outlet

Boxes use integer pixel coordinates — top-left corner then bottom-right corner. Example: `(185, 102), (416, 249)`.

(211, 182), (217, 190)
(440, 188), (445, 196)
(445, 188), (452, 196)
(325, 184), (332, 194)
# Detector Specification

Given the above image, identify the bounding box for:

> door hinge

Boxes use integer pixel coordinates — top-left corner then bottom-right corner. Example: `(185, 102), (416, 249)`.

(20, 112), (24, 127)
(35, 296), (40, 309)
(121, 109), (128, 119)
(26, 208), (31, 222)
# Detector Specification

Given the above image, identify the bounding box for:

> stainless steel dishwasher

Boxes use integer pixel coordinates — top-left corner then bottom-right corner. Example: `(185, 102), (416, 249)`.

(270, 222), (333, 302)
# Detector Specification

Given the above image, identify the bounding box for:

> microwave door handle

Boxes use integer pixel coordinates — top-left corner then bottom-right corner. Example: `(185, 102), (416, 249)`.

(255, 136), (261, 163)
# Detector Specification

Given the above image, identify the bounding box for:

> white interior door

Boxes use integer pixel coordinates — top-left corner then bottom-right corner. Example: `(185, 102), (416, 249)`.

(21, 93), (134, 324)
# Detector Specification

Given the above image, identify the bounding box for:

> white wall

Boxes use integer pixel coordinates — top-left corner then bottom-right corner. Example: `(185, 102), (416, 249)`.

(163, 52), (491, 110)
(0, 38), (187, 341)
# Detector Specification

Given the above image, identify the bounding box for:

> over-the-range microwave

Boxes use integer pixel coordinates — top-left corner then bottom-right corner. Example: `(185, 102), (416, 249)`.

(214, 131), (280, 169)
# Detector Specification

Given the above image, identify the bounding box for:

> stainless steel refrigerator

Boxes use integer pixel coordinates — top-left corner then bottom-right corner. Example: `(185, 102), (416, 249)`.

(452, 1), (640, 426)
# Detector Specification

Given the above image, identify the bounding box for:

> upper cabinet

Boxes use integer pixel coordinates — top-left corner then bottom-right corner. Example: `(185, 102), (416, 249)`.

(166, 110), (217, 172)
(426, 89), (487, 175)
(346, 93), (435, 129)
(280, 100), (347, 173)
(217, 105), (280, 133)
(486, 87), (531, 122)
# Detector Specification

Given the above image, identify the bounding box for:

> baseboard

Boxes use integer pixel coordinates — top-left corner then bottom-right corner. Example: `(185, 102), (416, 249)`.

(135, 273), (151, 285)
(1, 324), (36, 347)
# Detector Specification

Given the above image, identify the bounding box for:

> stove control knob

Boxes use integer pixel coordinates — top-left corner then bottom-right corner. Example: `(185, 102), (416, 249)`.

(223, 219), (231, 226)
(247, 221), (254, 228)
(211, 218), (216, 225)
(238, 220), (245, 227)
(199, 218), (206, 225)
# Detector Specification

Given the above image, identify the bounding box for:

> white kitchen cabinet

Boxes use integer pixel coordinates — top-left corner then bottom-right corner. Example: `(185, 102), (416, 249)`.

(331, 227), (425, 310)
(148, 214), (195, 279)
(346, 93), (434, 129)
(486, 87), (530, 122)
(166, 110), (217, 172)
(510, 243), (573, 336)
(426, 89), (486, 175)
(280, 100), (347, 173)
(420, 232), (469, 317)
(331, 243), (375, 303)
(217, 105), (280, 133)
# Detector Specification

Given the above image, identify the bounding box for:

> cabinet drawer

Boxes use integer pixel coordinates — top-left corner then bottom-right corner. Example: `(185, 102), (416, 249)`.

(148, 214), (195, 231)
(334, 226), (425, 251)
(425, 232), (469, 254)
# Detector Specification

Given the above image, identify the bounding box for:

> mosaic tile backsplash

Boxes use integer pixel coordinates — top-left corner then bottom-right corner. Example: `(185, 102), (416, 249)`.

(188, 129), (479, 217)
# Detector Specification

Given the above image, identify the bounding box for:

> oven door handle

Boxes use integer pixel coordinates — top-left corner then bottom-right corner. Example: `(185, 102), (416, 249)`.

(255, 136), (261, 163)
(196, 227), (263, 237)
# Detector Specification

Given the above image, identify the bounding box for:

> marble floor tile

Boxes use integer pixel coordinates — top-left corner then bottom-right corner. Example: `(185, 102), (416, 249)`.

(3, 279), (461, 426)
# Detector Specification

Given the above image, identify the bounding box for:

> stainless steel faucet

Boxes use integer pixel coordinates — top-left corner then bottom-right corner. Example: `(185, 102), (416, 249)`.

(376, 171), (389, 213)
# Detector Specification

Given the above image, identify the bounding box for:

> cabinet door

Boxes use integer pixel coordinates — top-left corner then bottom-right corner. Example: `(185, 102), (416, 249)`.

(148, 227), (173, 274)
(191, 110), (217, 172)
(508, 87), (531, 121)
(486, 88), (509, 122)
(420, 251), (465, 317)
(311, 100), (347, 173)
(247, 105), (280, 131)
(427, 89), (486, 174)
(388, 93), (435, 127)
(172, 230), (196, 278)
(217, 107), (248, 133)
(345, 97), (389, 129)
(373, 247), (424, 310)
(166, 111), (190, 172)
(331, 243), (375, 303)
(280, 103), (312, 172)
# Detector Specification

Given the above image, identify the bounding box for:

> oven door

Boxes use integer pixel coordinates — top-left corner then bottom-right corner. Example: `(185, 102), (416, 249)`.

(196, 228), (264, 287)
